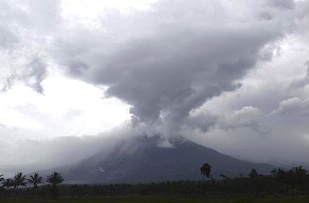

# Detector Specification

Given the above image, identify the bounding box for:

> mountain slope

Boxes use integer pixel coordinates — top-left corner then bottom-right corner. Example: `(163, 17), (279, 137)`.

(59, 136), (273, 184)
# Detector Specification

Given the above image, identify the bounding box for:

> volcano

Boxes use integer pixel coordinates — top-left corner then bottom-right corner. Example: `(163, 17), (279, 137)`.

(57, 136), (273, 184)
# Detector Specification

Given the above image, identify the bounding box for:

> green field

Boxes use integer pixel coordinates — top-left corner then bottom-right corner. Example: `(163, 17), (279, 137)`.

(2, 195), (309, 203)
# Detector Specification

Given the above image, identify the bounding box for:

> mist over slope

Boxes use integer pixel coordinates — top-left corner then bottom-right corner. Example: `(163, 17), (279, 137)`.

(55, 135), (273, 184)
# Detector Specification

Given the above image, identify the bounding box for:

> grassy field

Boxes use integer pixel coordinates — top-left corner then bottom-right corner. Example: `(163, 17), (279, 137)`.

(2, 195), (309, 203)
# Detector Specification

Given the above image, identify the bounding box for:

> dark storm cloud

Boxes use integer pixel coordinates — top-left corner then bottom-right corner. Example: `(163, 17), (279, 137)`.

(54, 0), (306, 135)
(95, 29), (263, 127)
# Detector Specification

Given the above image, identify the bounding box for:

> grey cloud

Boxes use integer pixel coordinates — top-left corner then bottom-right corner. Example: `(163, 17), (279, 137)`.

(0, 0), (61, 92)
(273, 97), (309, 118)
(269, 0), (295, 9)
(6, 0), (61, 33)
(5, 58), (47, 93)
(259, 12), (273, 21)
(289, 61), (309, 89)
(0, 1), (20, 49)
(0, 0), (61, 44)
(54, 0), (300, 136)
(97, 33), (260, 132)
(188, 101), (308, 165)
(186, 112), (218, 133)
(67, 61), (89, 77)
(0, 127), (136, 175)
(186, 38), (309, 163)
(218, 106), (272, 136)
(23, 58), (47, 93)
(0, 26), (18, 49)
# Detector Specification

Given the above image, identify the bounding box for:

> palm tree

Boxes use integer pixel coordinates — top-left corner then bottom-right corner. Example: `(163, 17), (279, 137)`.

(2, 178), (13, 190)
(28, 173), (43, 190)
(14, 172), (27, 190)
(47, 171), (64, 199)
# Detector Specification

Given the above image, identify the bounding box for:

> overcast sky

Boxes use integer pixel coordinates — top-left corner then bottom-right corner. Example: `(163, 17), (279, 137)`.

(0, 0), (308, 174)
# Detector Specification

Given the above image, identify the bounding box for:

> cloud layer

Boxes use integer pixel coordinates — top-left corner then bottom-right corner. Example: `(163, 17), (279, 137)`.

(50, 0), (308, 136)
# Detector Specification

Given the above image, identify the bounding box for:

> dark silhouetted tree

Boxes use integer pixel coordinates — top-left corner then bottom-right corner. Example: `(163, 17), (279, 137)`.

(271, 168), (288, 183)
(249, 169), (263, 198)
(28, 173), (43, 190)
(249, 169), (258, 180)
(14, 172), (27, 190)
(271, 168), (293, 193)
(2, 178), (13, 190)
(288, 166), (308, 190)
(47, 171), (64, 199)
(200, 163), (212, 179)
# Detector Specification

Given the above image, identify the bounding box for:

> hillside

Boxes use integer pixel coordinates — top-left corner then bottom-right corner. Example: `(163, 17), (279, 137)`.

(55, 136), (273, 184)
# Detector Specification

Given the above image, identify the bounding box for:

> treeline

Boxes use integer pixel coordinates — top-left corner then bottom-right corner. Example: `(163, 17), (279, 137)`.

(0, 171), (63, 199)
(1, 165), (309, 198)
(59, 165), (309, 197)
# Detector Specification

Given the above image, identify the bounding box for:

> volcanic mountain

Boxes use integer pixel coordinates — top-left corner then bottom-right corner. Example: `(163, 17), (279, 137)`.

(57, 136), (273, 184)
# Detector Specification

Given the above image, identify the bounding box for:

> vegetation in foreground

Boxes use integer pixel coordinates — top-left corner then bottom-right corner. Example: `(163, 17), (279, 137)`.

(1, 195), (309, 203)
(0, 171), (63, 200)
(0, 164), (309, 202)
